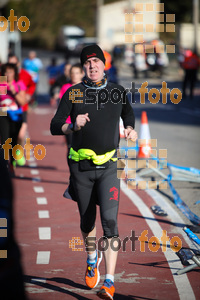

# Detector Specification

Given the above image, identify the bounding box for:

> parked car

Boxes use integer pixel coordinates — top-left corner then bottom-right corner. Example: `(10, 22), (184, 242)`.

(55, 25), (85, 54)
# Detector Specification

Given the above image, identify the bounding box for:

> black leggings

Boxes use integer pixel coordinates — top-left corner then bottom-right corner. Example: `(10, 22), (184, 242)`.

(69, 160), (120, 238)
(0, 116), (22, 164)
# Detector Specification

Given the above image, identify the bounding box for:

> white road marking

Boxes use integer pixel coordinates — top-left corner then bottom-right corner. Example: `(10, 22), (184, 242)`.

(28, 157), (35, 162)
(42, 130), (51, 136)
(121, 180), (196, 300)
(34, 107), (53, 115)
(31, 278), (46, 283)
(38, 210), (49, 218)
(33, 186), (44, 193)
(38, 227), (51, 240)
(31, 170), (39, 175)
(36, 197), (47, 205)
(44, 269), (64, 274)
(25, 287), (54, 293)
(29, 163), (37, 168)
(36, 251), (50, 264)
(32, 177), (41, 182)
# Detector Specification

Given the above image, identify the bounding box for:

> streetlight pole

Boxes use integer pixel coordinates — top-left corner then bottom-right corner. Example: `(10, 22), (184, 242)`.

(128, 0), (132, 12)
(193, 0), (199, 53)
(96, 0), (104, 41)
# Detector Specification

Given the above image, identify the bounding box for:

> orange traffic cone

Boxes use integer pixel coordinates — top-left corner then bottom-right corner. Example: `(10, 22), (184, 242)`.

(137, 111), (152, 158)
(119, 117), (125, 138)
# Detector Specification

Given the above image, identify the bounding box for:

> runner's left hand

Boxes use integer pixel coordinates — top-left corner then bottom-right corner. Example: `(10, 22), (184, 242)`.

(124, 128), (138, 141)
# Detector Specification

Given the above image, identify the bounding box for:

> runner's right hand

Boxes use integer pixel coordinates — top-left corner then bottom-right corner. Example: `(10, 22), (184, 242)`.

(75, 113), (90, 131)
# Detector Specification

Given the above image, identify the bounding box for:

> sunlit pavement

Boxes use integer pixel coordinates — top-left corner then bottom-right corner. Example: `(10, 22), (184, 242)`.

(12, 103), (200, 300)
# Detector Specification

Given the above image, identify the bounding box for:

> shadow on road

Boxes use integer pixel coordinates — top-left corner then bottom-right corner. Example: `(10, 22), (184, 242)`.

(24, 275), (157, 300)
(120, 213), (191, 229)
(14, 175), (68, 185)
(24, 275), (90, 299)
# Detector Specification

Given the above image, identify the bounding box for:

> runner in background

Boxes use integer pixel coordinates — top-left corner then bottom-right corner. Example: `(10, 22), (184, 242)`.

(46, 57), (60, 86)
(23, 51), (43, 106)
(0, 63), (26, 174)
(59, 63), (84, 161)
(106, 60), (118, 84)
(181, 49), (200, 99)
(8, 54), (36, 166)
(50, 62), (71, 107)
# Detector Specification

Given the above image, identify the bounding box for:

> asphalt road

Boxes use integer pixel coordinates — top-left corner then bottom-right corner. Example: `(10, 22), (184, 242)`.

(13, 104), (200, 299)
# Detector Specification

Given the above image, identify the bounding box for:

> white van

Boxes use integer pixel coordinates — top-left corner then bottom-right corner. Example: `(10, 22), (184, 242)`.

(56, 25), (85, 52)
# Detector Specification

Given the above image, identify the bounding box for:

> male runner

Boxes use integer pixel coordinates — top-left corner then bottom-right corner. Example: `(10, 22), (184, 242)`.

(50, 44), (137, 300)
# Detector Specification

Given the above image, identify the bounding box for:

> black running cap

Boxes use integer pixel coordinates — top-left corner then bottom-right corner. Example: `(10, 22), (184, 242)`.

(80, 44), (105, 66)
